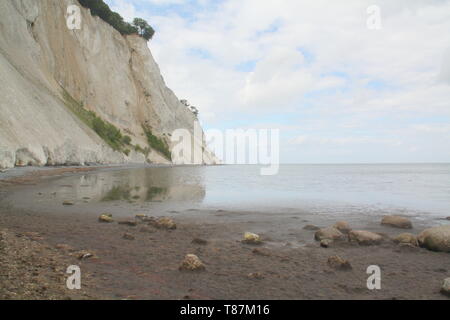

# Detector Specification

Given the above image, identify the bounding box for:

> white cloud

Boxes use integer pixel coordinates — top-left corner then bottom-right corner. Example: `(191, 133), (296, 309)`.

(108, 0), (450, 162)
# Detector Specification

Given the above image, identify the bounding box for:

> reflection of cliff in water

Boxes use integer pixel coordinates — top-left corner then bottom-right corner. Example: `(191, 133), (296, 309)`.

(57, 168), (206, 203)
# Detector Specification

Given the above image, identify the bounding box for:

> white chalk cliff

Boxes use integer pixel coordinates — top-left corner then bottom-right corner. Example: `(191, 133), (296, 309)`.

(0, 0), (218, 169)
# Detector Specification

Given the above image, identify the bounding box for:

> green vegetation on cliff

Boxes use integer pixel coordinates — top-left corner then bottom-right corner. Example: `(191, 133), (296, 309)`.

(62, 88), (132, 153)
(77, 0), (155, 40)
(142, 125), (172, 160)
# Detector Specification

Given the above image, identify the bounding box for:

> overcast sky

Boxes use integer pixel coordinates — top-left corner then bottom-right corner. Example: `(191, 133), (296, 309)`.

(105, 0), (450, 163)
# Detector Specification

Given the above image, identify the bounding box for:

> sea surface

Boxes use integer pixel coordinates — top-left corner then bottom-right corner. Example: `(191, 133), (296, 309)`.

(10, 163), (449, 219)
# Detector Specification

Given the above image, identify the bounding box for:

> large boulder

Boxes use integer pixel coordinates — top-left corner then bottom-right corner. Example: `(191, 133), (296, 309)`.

(418, 225), (450, 252)
(314, 227), (345, 241)
(393, 233), (418, 246)
(442, 278), (450, 296)
(333, 221), (351, 234)
(381, 216), (412, 229)
(348, 230), (383, 245)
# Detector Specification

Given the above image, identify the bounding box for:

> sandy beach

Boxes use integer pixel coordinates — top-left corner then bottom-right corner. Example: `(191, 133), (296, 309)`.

(0, 165), (449, 300)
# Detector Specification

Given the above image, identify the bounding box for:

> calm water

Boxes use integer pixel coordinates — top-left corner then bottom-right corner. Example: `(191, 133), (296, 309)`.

(21, 163), (450, 219)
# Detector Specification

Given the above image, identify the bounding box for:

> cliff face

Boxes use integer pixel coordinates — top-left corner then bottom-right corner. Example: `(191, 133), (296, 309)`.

(0, 0), (217, 169)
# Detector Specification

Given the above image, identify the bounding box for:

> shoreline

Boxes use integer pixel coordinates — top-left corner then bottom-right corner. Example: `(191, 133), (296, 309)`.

(0, 165), (449, 300)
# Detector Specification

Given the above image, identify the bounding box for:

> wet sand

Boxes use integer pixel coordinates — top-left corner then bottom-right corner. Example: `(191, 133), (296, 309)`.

(0, 166), (449, 300)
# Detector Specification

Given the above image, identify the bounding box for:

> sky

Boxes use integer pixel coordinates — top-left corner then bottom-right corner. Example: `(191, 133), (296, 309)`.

(105, 0), (450, 164)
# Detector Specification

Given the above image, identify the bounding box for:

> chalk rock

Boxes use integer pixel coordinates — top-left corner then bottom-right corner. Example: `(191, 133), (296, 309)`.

(320, 239), (333, 248)
(418, 225), (450, 252)
(98, 214), (114, 223)
(333, 221), (351, 234)
(393, 233), (418, 246)
(179, 254), (205, 271)
(327, 255), (352, 270)
(381, 216), (412, 229)
(348, 230), (383, 245)
(314, 227), (345, 241)
(441, 278), (450, 296)
(242, 232), (261, 244)
(153, 217), (177, 230)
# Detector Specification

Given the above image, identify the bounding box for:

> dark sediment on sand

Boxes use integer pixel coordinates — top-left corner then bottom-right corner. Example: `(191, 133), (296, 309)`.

(0, 166), (449, 300)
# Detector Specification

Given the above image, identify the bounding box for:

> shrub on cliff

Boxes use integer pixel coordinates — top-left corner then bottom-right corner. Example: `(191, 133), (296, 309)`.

(132, 18), (155, 41)
(142, 125), (171, 160)
(77, 0), (154, 40)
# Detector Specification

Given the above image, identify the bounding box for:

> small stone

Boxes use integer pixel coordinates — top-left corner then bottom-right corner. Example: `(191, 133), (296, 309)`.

(314, 227), (345, 241)
(393, 233), (418, 246)
(192, 238), (208, 245)
(320, 239), (333, 248)
(135, 214), (148, 221)
(247, 272), (264, 280)
(122, 233), (135, 240)
(381, 215), (413, 229)
(63, 200), (74, 206)
(55, 244), (75, 252)
(179, 254), (205, 271)
(139, 226), (155, 233)
(441, 278), (450, 296)
(333, 221), (351, 234)
(118, 220), (137, 227)
(252, 248), (271, 256)
(327, 255), (352, 271)
(303, 225), (320, 231)
(152, 217), (176, 230)
(98, 214), (114, 223)
(77, 251), (94, 260)
(242, 232), (261, 244)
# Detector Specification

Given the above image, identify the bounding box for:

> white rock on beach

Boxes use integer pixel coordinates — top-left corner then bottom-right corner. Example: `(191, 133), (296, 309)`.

(393, 233), (418, 246)
(333, 221), (351, 234)
(441, 278), (450, 296)
(327, 255), (352, 270)
(98, 214), (114, 223)
(243, 232), (261, 244)
(381, 216), (413, 229)
(348, 230), (383, 245)
(314, 227), (345, 241)
(179, 254), (205, 271)
(418, 225), (450, 252)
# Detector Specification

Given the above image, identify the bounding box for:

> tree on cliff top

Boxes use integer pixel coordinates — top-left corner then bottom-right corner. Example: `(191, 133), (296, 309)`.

(77, 0), (154, 41)
(133, 18), (155, 41)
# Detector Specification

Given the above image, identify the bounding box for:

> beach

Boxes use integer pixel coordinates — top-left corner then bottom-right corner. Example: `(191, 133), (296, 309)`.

(0, 165), (449, 300)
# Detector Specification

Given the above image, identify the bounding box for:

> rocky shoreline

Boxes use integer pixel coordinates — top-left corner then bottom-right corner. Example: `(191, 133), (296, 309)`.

(0, 166), (449, 300)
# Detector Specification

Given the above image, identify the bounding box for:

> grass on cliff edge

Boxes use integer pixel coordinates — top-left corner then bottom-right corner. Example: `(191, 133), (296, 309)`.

(142, 125), (172, 161)
(62, 88), (131, 153)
